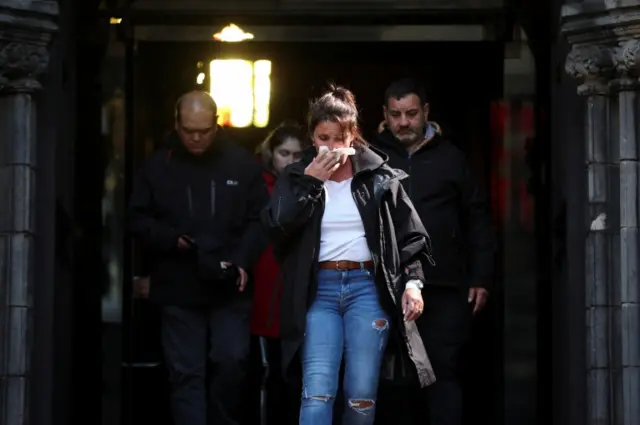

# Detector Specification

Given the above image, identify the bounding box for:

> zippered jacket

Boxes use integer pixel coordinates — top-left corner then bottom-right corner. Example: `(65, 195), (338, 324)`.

(128, 130), (269, 306)
(375, 128), (495, 288)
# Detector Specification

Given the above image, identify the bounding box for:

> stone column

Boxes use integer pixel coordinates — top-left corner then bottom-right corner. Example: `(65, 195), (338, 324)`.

(565, 43), (614, 425)
(562, 2), (640, 424)
(612, 38), (640, 425)
(0, 2), (58, 425)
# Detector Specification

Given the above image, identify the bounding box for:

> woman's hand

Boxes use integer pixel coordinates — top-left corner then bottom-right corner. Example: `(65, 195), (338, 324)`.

(304, 149), (340, 181)
(402, 287), (424, 322)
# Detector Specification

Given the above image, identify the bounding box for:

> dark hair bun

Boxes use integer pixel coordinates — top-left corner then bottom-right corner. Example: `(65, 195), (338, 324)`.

(307, 83), (363, 143)
(328, 84), (357, 108)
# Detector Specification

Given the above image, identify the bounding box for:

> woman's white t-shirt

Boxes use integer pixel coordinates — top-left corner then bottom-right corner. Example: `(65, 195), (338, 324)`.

(318, 178), (372, 262)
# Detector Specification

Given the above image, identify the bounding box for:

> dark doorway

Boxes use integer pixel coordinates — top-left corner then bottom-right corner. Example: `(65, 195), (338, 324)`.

(125, 40), (505, 425)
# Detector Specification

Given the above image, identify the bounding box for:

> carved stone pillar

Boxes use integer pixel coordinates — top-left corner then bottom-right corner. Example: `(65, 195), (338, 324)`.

(611, 37), (640, 425)
(0, 2), (58, 425)
(563, 2), (640, 424)
(565, 42), (615, 425)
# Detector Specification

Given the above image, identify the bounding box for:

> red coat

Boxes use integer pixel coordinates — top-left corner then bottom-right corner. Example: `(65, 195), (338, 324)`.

(250, 170), (281, 337)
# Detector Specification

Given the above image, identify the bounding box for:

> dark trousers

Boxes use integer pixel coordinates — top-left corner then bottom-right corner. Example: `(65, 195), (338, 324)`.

(376, 286), (470, 425)
(247, 336), (300, 425)
(161, 300), (251, 425)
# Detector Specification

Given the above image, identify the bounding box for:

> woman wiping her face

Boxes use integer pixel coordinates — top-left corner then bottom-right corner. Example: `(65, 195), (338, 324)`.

(262, 84), (436, 425)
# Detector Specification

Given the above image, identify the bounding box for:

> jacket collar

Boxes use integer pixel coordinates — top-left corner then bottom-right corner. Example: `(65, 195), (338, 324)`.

(376, 122), (443, 156)
(167, 126), (230, 162)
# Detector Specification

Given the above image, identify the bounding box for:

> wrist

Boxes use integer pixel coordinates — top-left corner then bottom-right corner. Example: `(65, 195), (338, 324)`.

(302, 172), (326, 185)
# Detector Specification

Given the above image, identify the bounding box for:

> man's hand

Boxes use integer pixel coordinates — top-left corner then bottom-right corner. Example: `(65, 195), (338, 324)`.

(177, 235), (194, 250)
(468, 287), (489, 315)
(221, 261), (249, 292)
(402, 287), (424, 322)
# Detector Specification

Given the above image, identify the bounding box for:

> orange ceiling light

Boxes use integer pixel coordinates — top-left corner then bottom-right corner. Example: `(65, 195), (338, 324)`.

(213, 24), (254, 42)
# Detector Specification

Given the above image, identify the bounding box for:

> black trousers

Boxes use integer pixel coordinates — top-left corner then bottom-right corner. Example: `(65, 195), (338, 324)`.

(376, 286), (471, 425)
(247, 336), (301, 425)
(161, 300), (252, 425)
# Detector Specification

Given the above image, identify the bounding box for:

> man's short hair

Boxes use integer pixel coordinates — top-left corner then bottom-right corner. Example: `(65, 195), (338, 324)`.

(384, 78), (427, 106)
(174, 91), (218, 123)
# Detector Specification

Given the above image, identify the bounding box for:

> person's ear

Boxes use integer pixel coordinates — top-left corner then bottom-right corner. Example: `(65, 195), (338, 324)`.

(422, 103), (430, 122)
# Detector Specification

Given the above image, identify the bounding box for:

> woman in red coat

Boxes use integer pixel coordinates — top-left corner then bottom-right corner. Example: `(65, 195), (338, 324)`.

(252, 121), (304, 425)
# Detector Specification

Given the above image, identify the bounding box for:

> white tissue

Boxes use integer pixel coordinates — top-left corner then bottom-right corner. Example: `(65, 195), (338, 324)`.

(332, 147), (356, 156)
(317, 146), (356, 156)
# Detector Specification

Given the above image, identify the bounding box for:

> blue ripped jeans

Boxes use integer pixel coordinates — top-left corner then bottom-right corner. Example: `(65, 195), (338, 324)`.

(300, 268), (390, 425)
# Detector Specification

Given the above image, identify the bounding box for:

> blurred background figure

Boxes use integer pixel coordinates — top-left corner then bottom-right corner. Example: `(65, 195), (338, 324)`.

(250, 121), (305, 425)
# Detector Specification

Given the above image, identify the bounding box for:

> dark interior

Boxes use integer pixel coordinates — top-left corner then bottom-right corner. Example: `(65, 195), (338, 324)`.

(117, 40), (507, 425)
(68, 26), (544, 425)
(134, 42), (501, 163)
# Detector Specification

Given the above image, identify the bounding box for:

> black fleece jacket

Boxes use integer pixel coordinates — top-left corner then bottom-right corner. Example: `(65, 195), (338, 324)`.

(374, 128), (495, 288)
(128, 130), (269, 306)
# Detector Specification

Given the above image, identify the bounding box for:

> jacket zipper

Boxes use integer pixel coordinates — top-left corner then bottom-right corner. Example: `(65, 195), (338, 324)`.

(187, 186), (194, 217)
(313, 194), (325, 261)
(210, 180), (216, 217)
(275, 195), (293, 236)
(407, 154), (413, 198)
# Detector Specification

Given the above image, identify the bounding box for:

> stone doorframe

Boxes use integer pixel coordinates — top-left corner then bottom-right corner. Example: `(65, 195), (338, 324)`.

(562, 1), (640, 424)
(0, 2), (57, 425)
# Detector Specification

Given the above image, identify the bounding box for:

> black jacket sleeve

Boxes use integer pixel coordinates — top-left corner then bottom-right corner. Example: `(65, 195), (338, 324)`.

(261, 169), (324, 248)
(229, 163), (271, 270)
(460, 160), (495, 288)
(127, 164), (181, 254)
(389, 182), (434, 286)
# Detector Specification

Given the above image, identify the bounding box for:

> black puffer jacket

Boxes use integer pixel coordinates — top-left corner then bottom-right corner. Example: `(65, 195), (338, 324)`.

(261, 144), (436, 387)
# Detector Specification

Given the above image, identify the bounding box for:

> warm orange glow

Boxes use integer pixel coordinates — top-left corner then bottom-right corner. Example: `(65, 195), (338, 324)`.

(253, 60), (271, 128)
(213, 24), (254, 42)
(209, 59), (271, 128)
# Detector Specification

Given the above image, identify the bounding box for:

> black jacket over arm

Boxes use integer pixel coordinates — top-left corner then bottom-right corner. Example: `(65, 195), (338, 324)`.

(262, 144), (436, 388)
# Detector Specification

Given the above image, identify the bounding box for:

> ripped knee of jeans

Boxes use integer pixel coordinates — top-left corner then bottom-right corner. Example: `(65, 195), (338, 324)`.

(305, 395), (332, 402)
(372, 319), (388, 331)
(348, 399), (375, 414)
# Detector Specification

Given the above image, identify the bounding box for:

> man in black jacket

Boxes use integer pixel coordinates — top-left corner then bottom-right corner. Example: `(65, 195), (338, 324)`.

(373, 79), (495, 425)
(128, 91), (269, 425)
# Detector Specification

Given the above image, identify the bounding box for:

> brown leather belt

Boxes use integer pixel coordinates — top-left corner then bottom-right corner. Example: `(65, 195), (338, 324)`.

(318, 260), (374, 271)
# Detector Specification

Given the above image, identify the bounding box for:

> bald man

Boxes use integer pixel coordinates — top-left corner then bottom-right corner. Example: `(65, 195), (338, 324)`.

(128, 91), (270, 425)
